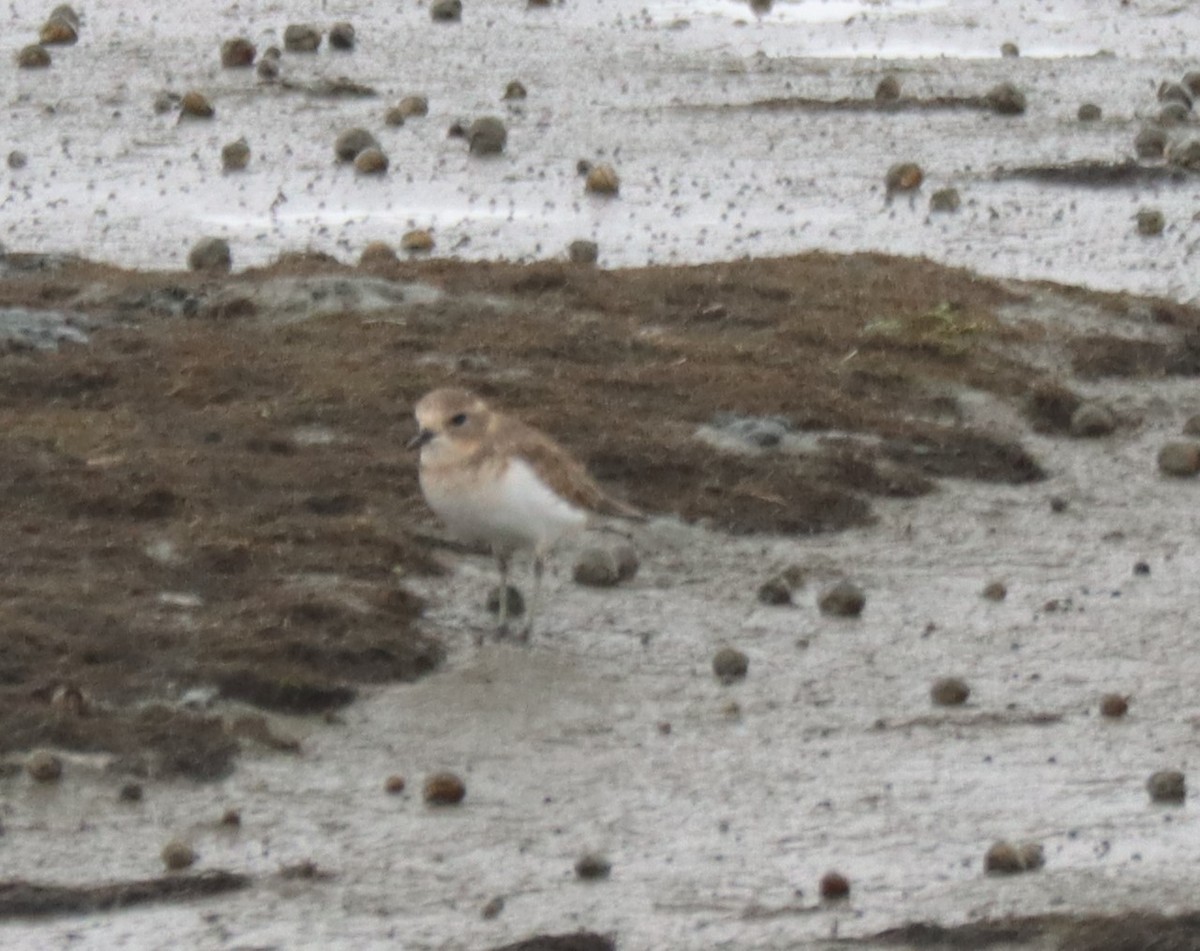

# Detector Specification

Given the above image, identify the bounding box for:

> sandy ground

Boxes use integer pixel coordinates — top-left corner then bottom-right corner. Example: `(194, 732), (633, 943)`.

(2, 1), (1200, 949)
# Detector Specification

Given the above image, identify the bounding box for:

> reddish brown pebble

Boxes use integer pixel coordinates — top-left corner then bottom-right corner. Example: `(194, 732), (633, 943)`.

(220, 808), (242, 827)
(1099, 693), (1129, 718)
(385, 774), (406, 794)
(819, 871), (850, 899)
(423, 771), (466, 805)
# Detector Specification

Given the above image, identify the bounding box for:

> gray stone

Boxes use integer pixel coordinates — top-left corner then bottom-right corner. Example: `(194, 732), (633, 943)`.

(187, 237), (232, 274)
(283, 24), (321, 52)
(818, 579), (865, 617)
(335, 127), (379, 162)
(1158, 441), (1200, 477)
(1147, 769), (1186, 804)
(573, 547), (621, 587)
(1070, 402), (1116, 438)
(712, 647), (749, 683)
(468, 116), (507, 155)
(568, 240), (599, 265)
(431, 0), (462, 21)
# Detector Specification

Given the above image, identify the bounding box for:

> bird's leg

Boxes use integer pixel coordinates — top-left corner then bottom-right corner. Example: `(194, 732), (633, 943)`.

(520, 554), (545, 642)
(494, 549), (511, 637)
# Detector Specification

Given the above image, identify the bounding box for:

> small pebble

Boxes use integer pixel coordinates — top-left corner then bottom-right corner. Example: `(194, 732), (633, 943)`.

(220, 38), (256, 68)
(360, 242), (398, 268)
(179, 91), (214, 120)
(757, 576), (792, 606)
(26, 750), (63, 783)
(984, 841), (1022, 874)
(220, 808), (242, 827)
(1018, 843), (1045, 871)
(354, 147), (389, 175)
(401, 229), (434, 253)
(187, 236), (232, 273)
(981, 580), (1007, 601)
(430, 0), (463, 20)
(1134, 125), (1168, 159)
(712, 646), (749, 684)
(283, 24), (321, 52)
(930, 677), (970, 706)
(396, 95), (429, 118)
(874, 74), (900, 102)
(1183, 414), (1200, 437)
(468, 116), (507, 155)
(1133, 561), (1150, 576)
(481, 896), (505, 919)
(819, 871), (850, 899)
(986, 82), (1027, 115)
(17, 45), (52, 69)
(885, 162), (923, 195)
(503, 80), (527, 100)
(1099, 693), (1129, 718)
(1049, 496), (1068, 513)
(1147, 770), (1186, 804)
(818, 580), (865, 617)
(1000, 41), (1020, 57)
(585, 163), (620, 196)
(573, 547), (621, 587)
(1158, 441), (1200, 477)
(1077, 102), (1102, 122)
(39, 15), (77, 45)
(161, 840), (197, 871)
(568, 239), (599, 265)
(221, 138), (250, 172)
(574, 853), (612, 880)
(118, 782), (144, 803)
(329, 22), (356, 50)
(929, 187), (961, 213)
(385, 774), (406, 794)
(8, 150), (27, 170)
(1070, 402), (1116, 437)
(335, 128), (379, 162)
(1136, 208), (1165, 237)
(423, 771), (466, 805)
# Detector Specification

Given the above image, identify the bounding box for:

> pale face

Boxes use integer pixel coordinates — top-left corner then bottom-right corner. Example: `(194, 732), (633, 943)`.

(411, 388), (492, 463)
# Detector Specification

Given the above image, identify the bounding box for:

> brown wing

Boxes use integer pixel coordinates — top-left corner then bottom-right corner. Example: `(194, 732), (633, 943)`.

(496, 416), (643, 519)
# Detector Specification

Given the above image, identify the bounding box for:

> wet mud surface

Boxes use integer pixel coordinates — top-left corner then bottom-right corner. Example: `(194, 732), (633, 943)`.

(2, 248), (1183, 775)
(4, 0), (1200, 947)
(1, 250), (1200, 948)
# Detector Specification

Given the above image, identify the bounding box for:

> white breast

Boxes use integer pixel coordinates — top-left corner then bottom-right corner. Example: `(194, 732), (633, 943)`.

(421, 456), (588, 555)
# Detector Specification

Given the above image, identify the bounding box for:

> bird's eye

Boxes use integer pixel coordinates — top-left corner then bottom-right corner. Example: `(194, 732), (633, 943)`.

(449, 413), (468, 427)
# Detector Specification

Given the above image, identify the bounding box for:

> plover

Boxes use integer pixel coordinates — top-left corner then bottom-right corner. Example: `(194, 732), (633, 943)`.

(410, 387), (640, 638)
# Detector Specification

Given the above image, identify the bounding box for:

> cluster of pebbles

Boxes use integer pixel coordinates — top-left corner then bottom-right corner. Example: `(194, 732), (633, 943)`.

(14, 3), (78, 69)
(13, 2), (617, 271)
(1134, 72), (1200, 166)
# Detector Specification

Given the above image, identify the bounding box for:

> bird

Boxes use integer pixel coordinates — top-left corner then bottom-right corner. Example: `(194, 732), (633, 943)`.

(409, 387), (641, 639)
